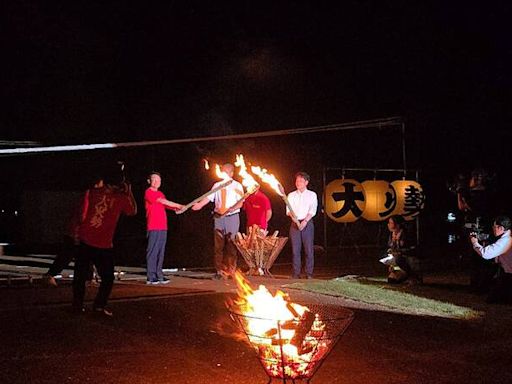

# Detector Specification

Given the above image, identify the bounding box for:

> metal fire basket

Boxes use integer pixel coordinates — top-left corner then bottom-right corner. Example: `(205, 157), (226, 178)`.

(229, 304), (354, 383)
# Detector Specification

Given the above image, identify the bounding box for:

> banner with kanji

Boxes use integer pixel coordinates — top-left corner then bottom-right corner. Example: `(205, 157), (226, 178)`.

(324, 179), (425, 222)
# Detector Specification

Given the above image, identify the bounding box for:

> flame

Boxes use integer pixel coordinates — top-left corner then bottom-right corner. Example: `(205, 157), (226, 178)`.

(234, 154), (259, 191)
(215, 164), (232, 181)
(203, 159), (210, 170)
(251, 166), (285, 196)
(231, 271), (327, 379)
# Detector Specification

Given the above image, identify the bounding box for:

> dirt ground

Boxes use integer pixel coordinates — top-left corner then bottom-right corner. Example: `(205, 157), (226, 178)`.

(1, 271), (512, 384)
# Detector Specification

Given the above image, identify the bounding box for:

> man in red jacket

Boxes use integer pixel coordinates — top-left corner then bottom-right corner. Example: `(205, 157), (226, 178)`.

(73, 174), (137, 316)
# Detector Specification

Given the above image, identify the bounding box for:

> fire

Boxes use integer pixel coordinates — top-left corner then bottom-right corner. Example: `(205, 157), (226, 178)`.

(203, 159), (210, 170)
(215, 164), (232, 181)
(251, 164), (299, 223)
(234, 154), (259, 191)
(251, 166), (285, 196)
(231, 271), (327, 379)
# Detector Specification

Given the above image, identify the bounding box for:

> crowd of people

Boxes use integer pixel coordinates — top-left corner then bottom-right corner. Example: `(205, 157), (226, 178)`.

(39, 163), (511, 317)
(41, 164), (318, 316)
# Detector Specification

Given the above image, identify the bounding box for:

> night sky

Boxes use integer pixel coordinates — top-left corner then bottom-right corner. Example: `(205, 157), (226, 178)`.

(3, 2), (510, 149)
(1, 1), (511, 254)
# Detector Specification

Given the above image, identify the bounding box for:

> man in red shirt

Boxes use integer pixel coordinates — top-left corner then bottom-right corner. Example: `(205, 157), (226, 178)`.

(243, 189), (272, 231)
(145, 172), (183, 285)
(42, 177), (103, 287)
(73, 174), (137, 316)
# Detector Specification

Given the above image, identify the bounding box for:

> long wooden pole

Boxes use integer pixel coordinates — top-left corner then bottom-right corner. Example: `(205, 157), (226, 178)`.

(281, 194), (301, 228)
(177, 179), (233, 214)
(217, 185), (260, 218)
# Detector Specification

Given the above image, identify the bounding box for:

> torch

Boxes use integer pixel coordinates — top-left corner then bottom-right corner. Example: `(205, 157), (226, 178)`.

(251, 165), (301, 228)
(216, 154), (259, 218)
(216, 184), (260, 218)
(177, 164), (233, 214)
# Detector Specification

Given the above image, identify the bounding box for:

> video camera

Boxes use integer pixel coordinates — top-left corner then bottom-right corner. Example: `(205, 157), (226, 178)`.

(102, 161), (130, 192)
(446, 173), (468, 195)
(465, 219), (489, 242)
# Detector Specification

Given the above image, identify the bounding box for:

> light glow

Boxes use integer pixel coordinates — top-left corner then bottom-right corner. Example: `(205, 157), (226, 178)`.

(234, 154), (259, 191)
(250, 166), (285, 196)
(0, 143), (116, 155)
(215, 164), (231, 181)
(232, 271), (327, 379)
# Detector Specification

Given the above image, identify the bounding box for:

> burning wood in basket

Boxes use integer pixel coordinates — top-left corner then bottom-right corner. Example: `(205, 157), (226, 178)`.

(234, 224), (288, 276)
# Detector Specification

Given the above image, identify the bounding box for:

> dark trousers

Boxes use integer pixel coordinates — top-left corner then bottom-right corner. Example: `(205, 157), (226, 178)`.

(72, 242), (114, 309)
(487, 269), (512, 304)
(146, 230), (167, 281)
(47, 236), (94, 279)
(290, 221), (314, 278)
(213, 214), (239, 272)
(48, 236), (76, 276)
(470, 254), (498, 293)
(395, 255), (422, 278)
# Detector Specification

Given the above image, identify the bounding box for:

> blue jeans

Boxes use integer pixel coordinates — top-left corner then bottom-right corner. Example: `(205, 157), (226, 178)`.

(146, 230), (167, 281)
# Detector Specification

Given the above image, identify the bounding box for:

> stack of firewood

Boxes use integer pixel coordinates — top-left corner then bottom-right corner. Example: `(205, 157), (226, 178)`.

(234, 224), (288, 276)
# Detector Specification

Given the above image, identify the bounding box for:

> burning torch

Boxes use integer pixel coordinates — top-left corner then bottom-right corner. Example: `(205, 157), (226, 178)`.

(177, 163), (233, 214)
(216, 154), (260, 218)
(251, 165), (301, 228)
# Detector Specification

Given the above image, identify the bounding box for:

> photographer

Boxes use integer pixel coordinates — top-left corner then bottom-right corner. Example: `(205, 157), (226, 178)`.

(454, 168), (495, 291)
(42, 176), (103, 287)
(72, 170), (137, 316)
(471, 215), (512, 304)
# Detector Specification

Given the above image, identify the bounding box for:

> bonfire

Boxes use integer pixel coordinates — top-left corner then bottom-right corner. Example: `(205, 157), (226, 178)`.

(228, 271), (354, 382)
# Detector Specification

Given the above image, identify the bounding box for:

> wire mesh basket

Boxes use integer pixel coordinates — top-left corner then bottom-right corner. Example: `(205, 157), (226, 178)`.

(229, 303), (354, 383)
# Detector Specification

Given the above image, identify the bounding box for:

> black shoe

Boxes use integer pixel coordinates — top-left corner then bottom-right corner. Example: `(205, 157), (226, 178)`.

(158, 277), (171, 285)
(93, 306), (113, 317)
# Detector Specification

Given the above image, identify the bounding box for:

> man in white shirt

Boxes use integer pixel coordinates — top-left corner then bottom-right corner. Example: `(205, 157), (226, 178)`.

(471, 215), (512, 303)
(287, 172), (318, 279)
(192, 163), (244, 279)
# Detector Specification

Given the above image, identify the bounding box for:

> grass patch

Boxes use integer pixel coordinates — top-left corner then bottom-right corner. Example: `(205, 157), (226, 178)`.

(286, 277), (482, 320)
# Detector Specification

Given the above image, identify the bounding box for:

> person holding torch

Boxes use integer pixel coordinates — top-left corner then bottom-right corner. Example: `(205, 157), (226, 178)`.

(145, 172), (184, 285)
(192, 163), (244, 279)
(287, 172), (318, 279)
